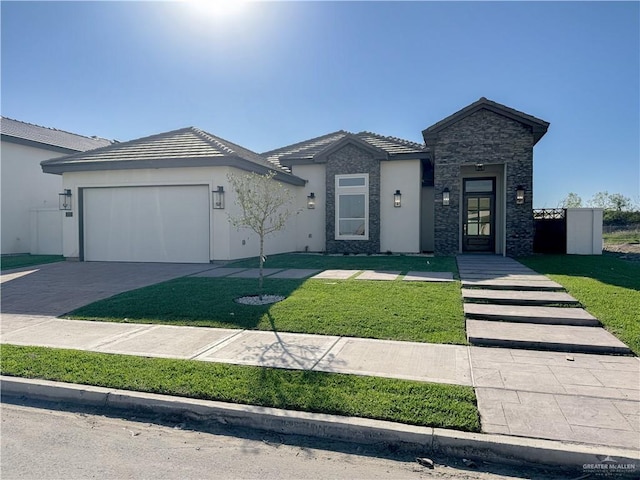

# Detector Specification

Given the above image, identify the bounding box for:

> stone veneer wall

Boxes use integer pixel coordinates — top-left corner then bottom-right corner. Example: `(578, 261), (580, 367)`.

(431, 109), (534, 256)
(325, 143), (380, 254)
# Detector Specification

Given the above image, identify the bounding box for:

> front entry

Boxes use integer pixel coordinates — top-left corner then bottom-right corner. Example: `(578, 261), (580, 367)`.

(463, 178), (495, 252)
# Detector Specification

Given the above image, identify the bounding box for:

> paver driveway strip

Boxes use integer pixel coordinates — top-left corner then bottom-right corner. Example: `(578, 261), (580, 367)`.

(0, 261), (216, 316)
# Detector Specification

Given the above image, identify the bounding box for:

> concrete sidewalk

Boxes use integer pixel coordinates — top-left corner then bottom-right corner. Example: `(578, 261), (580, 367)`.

(2, 312), (639, 450)
(0, 314), (472, 386)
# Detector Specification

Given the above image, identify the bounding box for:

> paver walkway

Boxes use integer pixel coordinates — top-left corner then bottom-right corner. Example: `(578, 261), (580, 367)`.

(458, 255), (639, 450)
(194, 268), (454, 282)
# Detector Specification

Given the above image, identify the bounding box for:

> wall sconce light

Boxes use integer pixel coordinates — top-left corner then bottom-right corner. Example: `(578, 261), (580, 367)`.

(58, 189), (72, 210)
(393, 190), (402, 207)
(307, 192), (316, 209)
(516, 185), (525, 205)
(442, 187), (450, 206)
(212, 186), (225, 209)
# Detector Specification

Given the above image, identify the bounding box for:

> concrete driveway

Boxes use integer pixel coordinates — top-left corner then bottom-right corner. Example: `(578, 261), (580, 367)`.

(0, 261), (216, 316)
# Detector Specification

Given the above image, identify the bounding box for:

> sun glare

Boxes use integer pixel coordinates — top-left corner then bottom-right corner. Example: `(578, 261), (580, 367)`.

(188, 0), (248, 19)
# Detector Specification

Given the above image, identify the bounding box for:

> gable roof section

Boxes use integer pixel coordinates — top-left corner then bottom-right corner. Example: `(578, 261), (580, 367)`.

(41, 127), (305, 186)
(263, 130), (427, 168)
(422, 97), (550, 146)
(1, 117), (112, 153)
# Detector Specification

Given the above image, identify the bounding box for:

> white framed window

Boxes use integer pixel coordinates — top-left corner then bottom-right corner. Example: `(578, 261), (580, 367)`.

(335, 174), (368, 240)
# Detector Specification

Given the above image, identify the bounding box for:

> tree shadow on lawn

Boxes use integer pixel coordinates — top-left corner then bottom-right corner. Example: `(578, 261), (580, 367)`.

(68, 277), (306, 330)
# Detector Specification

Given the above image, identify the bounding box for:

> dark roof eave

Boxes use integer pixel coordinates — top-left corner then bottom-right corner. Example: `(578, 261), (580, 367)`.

(2, 134), (82, 154)
(41, 155), (306, 186)
(386, 151), (431, 161)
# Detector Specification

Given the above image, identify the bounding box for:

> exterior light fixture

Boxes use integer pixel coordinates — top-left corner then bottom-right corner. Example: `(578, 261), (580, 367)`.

(516, 185), (525, 205)
(212, 186), (225, 209)
(442, 187), (450, 206)
(475, 163), (484, 172)
(307, 192), (316, 209)
(58, 189), (72, 210)
(394, 190), (402, 208)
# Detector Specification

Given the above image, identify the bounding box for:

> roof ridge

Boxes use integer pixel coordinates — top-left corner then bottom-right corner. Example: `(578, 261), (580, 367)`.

(0, 116), (112, 143)
(262, 130), (349, 156)
(191, 127), (236, 155)
(357, 130), (425, 149)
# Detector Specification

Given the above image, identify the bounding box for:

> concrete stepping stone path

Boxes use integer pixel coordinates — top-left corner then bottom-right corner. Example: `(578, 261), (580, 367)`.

(463, 304), (600, 326)
(461, 288), (580, 307)
(466, 319), (631, 355)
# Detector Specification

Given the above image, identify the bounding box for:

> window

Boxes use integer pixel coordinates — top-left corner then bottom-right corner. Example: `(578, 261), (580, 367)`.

(335, 174), (368, 240)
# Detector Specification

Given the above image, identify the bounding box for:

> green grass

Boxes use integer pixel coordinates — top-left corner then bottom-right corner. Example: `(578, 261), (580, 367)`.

(520, 254), (640, 355)
(69, 276), (466, 344)
(227, 253), (456, 273)
(603, 230), (640, 244)
(0, 254), (64, 271)
(0, 344), (480, 432)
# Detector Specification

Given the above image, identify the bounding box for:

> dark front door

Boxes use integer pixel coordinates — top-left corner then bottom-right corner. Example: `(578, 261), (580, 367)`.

(463, 178), (495, 252)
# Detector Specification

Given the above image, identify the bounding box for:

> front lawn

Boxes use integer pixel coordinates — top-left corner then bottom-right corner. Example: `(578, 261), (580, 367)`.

(1, 344), (480, 432)
(69, 276), (466, 344)
(521, 254), (640, 355)
(0, 254), (64, 271)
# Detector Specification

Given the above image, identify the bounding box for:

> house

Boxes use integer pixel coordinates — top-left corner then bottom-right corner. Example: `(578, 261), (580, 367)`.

(1, 117), (112, 255)
(40, 97), (549, 263)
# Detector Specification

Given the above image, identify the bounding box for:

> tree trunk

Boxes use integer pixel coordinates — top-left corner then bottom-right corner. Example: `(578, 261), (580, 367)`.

(259, 233), (264, 300)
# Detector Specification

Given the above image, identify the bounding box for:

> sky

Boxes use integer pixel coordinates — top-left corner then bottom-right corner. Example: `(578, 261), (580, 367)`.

(1, 0), (638, 208)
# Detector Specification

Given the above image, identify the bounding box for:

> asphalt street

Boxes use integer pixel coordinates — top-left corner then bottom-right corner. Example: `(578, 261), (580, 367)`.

(1, 399), (568, 480)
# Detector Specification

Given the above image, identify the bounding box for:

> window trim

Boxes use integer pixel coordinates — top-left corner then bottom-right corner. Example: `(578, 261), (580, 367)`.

(335, 173), (369, 240)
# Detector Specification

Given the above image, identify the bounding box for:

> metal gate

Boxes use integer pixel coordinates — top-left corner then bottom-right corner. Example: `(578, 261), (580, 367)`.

(533, 209), (566, 254)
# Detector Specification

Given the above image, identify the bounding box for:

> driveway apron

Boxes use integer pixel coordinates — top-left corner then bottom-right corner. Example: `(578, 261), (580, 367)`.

(1, 261), (216, 316)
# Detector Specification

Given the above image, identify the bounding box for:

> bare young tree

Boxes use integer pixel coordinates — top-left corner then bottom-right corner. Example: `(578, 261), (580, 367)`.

(227, 171), (298, 298)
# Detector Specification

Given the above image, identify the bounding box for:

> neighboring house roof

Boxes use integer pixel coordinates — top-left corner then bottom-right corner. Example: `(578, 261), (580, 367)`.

(422, 97), (550, 146)
(41, 126), (306, 186)
(263, 130), (427, 169)
(1, 117), (112, 153)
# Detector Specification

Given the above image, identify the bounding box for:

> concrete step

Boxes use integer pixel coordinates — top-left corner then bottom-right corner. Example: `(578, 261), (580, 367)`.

(466, 320), (632, 355)
(462, 289), (581, 307)
(464, 303), (599, 326)
(460, 273), (554, 281)
(461, 279), (565, 291)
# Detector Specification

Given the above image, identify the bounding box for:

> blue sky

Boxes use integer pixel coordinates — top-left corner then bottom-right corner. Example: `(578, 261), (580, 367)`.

(2, 1), (638, 208)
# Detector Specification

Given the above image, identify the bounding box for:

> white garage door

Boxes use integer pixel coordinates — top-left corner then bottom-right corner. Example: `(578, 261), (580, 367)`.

(83, 185), (210, 263)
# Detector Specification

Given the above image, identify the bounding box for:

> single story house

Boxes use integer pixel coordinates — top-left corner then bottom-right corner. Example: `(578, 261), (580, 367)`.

(41, 97), (549, 263)
(1, 117), (112, 255)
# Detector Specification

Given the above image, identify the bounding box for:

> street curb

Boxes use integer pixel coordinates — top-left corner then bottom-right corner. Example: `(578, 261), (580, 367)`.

(2, 376), (638, 472)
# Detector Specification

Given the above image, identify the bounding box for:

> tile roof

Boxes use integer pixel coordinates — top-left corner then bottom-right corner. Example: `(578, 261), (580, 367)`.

(41, 126), (305, 185)
(263, 130), (427, 168)
(1, 117), (112, 152)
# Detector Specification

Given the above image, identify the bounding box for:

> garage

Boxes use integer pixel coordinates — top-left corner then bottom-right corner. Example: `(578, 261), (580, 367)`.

(83, 185), (210, 263)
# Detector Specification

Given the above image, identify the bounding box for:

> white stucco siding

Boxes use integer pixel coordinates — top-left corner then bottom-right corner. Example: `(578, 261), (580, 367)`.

(1, 141), (64, 254)
(62, 166), (306, 262)
(291, 164), (325, 252)
(225, 167), (302, 260)
(380, 160), (421, 253)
